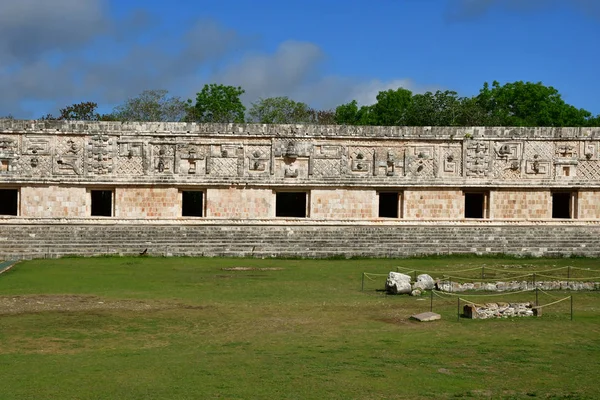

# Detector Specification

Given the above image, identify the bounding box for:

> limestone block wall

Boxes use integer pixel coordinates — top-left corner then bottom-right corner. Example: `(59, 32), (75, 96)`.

(20, 186), (88, 218)
(205, 187), (273, 218)
(115, 187), (180, 218)
(578, 190), (600, 219)
(311, 189), (377, 219)
(491, 190), (551, 219)
(404, 189), (463, 219)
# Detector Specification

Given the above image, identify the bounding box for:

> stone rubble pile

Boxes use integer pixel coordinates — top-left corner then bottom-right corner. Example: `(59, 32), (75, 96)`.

(385, 271), (599, 296)
(435, 280), (600, 292)
(386, 272), (435, 296)
(463, 302), (538, 319)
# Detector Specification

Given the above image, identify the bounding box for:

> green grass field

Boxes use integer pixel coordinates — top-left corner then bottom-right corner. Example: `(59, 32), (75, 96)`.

(1, 256), (599, 399)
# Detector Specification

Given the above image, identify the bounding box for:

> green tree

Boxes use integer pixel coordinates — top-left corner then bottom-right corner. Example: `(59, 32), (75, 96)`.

(409, 90), (463, 126)
(475, 81), (592, 127)
(113, 90), (187, 122)
(306, 108), (336, 125)
(334, 100), (374, 125)
(249, 97), (311, 124)
(186, 84), (246, 123)
(58, 101), (101, 121)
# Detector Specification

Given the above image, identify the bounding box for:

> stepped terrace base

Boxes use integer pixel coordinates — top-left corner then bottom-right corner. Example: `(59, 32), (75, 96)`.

(0, 221), (599, 260)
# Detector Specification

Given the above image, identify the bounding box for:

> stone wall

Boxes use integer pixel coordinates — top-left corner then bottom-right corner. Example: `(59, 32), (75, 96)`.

(20, 186), (88, 218)
(404, 189), (464, 219)
(206, 187), (273, 218)
(491, 190), (551, 219)
(311, 189), (377, 219)
(115, 187), (180, 218)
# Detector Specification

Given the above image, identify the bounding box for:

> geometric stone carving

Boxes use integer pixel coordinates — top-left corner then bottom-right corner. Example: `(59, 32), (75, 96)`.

(86, 134), (115, 175)
(245, 145), (270, 174)
(53, 137), (83, 175)
(374, 148), (402, 177)
(116, 142), (144, 175)
(464, 141), (490, 177)
(348, 147), (374, 174)
(406, 146), (435, 177)
(207, 144), (241, 177)
(523, 141), (553, 179)
(152, 144), (175, 174)
(438, 145), (461, 177)
(579, 141), (597, 161)
(312, 158), (342, 177)
(0, 136), (19, 173)
(177, 143), (208, 175)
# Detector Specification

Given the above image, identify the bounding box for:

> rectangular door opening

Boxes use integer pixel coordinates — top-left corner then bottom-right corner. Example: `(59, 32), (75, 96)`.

(182, 191), (204, 217)
(91, 190), (113, 217)
(379, 192), (400, 218)
(464, 192), (487, 219)
(552, 192), (574, 219)
(0, 189), (18, 216)
(276, 192), (307, 218)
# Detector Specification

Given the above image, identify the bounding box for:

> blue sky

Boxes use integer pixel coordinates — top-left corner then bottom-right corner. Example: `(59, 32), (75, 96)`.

(1, 0), (599, 119)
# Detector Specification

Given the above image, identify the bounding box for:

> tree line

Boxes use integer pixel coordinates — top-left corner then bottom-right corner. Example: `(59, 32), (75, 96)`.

(3, 81), (599, 127)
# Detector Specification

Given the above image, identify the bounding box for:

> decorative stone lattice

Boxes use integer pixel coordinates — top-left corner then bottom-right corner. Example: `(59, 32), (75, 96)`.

(245, 145), (270, 174)
(523, 141), (553, 179)
(116, 142), (144, 175)
(492, 142), (523, 179)
(406, 145), (435, 178)
(208, 144), (240, 177)
(348, 147), (374, 175)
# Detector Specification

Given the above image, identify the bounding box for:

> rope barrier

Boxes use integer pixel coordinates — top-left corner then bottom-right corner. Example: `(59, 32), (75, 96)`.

(534, 274), (600, 281)
(397, 266), (483, 274)
(531, 296), (571, 310)
(440, 273), (533, 282)
(432, 289), (532, 297)
(538, 288), (564, 299)
(362, 272), (389, 281)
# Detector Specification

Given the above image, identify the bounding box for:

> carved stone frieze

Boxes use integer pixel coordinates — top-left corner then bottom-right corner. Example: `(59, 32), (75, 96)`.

(406, 146), (435, 177)
(86, 134), (115, 175)
(177, 143), (208, 175)
(53, 137), (83, 175)
(0, 135), (19, 173)
(464, 141), (490, 177)
(116, 141), (145, 175)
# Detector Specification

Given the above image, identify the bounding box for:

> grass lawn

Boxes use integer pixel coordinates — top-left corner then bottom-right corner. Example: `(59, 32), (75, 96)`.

(0, 256), (599, 399)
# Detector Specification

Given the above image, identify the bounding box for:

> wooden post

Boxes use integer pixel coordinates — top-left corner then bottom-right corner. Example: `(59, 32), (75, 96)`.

(457, 298), (460, 322)
(361, 273), (365, 291)
(430, 289), (433, 312)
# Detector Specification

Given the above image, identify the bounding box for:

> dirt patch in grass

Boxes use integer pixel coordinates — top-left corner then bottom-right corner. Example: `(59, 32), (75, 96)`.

(221, 267), (284, 271)
(0, 294), (205, 315)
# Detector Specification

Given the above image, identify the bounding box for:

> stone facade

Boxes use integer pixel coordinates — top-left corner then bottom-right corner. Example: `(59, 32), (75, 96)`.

(2, 120), (600, 258)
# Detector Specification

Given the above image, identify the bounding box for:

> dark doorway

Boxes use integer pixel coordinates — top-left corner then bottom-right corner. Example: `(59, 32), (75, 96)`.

(0, 189), (18, 216)
(91, 190), (113, 217)
(182, 191), (204, 217)
(379, 192), (400, 218)
(464, 192), (485, 219)
(552, 192), (572, 219)
(276, 192), (307, 218)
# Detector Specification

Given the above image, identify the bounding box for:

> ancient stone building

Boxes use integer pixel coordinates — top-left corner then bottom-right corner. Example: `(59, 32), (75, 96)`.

(1, 120), (599, 258)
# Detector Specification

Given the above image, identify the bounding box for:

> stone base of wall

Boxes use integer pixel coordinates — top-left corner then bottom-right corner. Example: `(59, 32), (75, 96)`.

(1, 222), (600, 259)
(463, 303), (539, 319)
